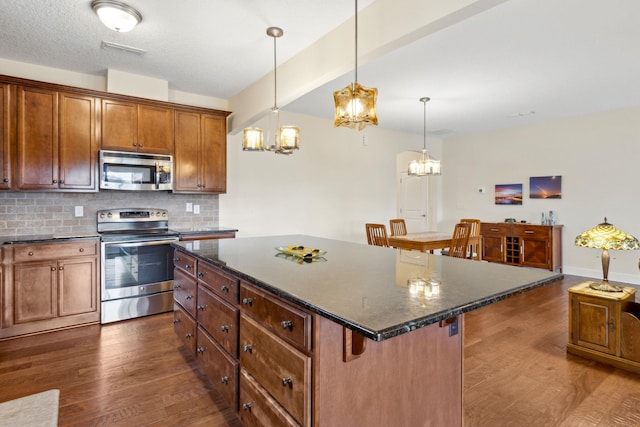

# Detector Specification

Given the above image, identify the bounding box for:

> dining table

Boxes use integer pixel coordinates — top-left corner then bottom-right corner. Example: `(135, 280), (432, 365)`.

(387, 231), (483, 260)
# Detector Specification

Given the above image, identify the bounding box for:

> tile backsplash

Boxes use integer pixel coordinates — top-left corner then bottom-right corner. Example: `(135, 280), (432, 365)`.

(0, 191), (219, 237)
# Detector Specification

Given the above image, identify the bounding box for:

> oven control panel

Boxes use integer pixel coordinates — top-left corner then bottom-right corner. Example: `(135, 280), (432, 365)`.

(97, 208), (168, 223)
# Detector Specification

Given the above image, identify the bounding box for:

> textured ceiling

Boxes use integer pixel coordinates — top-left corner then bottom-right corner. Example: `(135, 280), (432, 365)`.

(1, 0), (639, 137)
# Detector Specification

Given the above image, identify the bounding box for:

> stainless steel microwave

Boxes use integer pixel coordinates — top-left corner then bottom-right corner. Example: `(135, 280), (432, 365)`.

(99, 150), (173, 191)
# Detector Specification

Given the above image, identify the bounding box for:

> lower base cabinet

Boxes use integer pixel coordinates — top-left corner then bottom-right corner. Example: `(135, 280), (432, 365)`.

(173, 248), (464, 426)
(1, 239), (100, 339)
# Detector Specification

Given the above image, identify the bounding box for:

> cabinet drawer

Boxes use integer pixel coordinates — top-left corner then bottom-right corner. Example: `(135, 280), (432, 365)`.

(173, 303), (196, 356)
(197, 326), (239, 411)
(173, 268), (197, 317)
(240, 284), (312, 351)
(513, 226), (549, 239)
(240, 313), (311, 426)
(197, 285), (239, 357)
(239, 368), (301, 427)
(173, 250), (196, 277)
(14, 240), (97, 262)
(197, 261), (239, 304)
(480, 223), (509, 235)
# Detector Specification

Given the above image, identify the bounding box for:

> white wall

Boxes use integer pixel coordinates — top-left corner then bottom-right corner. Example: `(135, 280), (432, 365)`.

(442, 106), (640, 284)
(220, 111), (440, 244)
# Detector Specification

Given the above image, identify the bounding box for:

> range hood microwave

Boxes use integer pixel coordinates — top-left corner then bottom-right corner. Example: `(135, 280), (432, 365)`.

(99, 150), (173, 191)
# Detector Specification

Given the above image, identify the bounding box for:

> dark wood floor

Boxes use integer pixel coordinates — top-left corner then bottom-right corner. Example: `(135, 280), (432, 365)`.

(1, 274), (640, 426)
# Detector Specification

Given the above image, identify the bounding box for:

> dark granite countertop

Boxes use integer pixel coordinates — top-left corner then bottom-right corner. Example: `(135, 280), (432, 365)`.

(172, 235), (563, 341)
(0, 233), (100, 244)
(171, 226), (238, 236)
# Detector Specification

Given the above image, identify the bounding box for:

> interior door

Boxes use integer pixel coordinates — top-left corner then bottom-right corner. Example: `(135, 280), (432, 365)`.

(399, 172), (429, 232)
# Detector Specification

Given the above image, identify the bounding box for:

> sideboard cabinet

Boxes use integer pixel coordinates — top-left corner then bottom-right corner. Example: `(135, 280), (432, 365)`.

(481, 222), (563, 272)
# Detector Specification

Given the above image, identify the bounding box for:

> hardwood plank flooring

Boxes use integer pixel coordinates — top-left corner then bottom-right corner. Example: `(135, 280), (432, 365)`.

(0, 274), (639, 426)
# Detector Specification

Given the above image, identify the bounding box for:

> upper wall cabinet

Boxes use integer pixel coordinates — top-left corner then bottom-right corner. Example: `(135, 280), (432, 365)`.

(0, 84), (13, 190)
(174, 111), (226, 193)
(16, 87), (97, 192)
(101, 99), (174, 154)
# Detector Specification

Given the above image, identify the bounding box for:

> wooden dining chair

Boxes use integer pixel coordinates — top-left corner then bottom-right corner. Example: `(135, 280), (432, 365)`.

(448, 222), (472, 258)
(460, 218), (481, 259)
(366, 223), (390, 247)
(389, 219), (407, 236)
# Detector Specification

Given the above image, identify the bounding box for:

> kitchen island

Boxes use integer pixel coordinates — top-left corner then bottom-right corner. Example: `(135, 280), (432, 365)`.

(172, 235), (562, 426)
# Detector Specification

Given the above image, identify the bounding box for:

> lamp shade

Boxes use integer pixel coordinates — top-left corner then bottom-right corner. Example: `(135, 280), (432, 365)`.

(575, 219), (639, 250)
(333, 82), (378, 130)
(91, 0), (142, 32)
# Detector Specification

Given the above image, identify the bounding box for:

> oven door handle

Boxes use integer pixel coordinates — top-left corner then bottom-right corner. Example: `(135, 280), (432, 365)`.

(104, 239), (178, 248)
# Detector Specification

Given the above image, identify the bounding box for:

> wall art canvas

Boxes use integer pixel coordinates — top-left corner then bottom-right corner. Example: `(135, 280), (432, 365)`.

(529, 176), (562, 199)
(495, 184), (523, 205)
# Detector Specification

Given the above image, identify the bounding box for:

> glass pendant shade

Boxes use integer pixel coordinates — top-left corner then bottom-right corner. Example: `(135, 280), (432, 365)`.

(279, 126), (300, 151)
(333, 0), (378, 131)
(408, 97), (441, 176)
(91, 0), (142, 32)
(575, 218), (640, 292)
(333, 82), (378, 130)
(242, 128), (264, 151)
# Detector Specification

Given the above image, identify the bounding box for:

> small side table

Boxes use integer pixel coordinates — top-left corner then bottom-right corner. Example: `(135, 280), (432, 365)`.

(567, 282), (640, 373)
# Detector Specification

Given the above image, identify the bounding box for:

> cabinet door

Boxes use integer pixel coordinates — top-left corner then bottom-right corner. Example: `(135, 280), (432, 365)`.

(0, 83), (12, 189)
(101, 99), (137, 151)
(570, 294), (617, 355)
(201, 114), (226, 193)
(13, 261), (57, 323)
(58, 256), (97, 316)
(16, 86), (58, 190)
(59, 92), (97, 191)
(138, 104), (173, 153)
(520, 236), (550, 269)
(480, 223), (506, 263)
(173, 110), (201, 192)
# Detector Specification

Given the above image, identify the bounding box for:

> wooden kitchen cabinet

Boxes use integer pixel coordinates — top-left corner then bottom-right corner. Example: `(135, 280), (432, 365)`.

(480, 222), (563, 272)
(174, 110), (227, 193)
(0, 239), (100, 339)
(567, 282), (640, 374)
(101, 99), (174, 154)
(16, 87), (97, 191)
(0, 83), (13, 190)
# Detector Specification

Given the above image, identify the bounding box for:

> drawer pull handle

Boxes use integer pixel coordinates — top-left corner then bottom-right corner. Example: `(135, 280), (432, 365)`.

(197, 272), (204, 278)
(51, 266), (57, 271)
(525, 230), (534, 234)
(173, 284), (181, 289)
(186, 295), (193, 300)
(220, 376), (229, 384)
(281, 377), (293, 387)
(174, 257), (180, 262)
(79, 248), (84, 252)
(173, 318), (180, 324)
(197, 305), (205, 311)
(221, 285), (230, 292)
(242, 403), (252, 410)
(196, 347), (205, 354)
(242, 297), (253, 306)
(220, 325), (230, 332)
(490, 228), (499, 232)
(185, 264), (192, 270)
(243, 344), (253, 353)
(185, 333), (193, 339)
(281, 320), (293, 329)
(28, 251), (34, 256)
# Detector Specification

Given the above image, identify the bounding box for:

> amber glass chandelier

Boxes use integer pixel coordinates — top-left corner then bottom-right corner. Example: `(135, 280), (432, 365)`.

(333, 0), (378, 131)
(242, 27), (300, 154)
(408, 97), (441, 176)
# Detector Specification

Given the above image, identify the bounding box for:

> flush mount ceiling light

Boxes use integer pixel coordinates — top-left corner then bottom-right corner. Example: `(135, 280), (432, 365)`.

(408, 97), (441, 176)
(91, 0), (142, 33)
(333, 0), (378, 131)
(242, 27), (300, 155)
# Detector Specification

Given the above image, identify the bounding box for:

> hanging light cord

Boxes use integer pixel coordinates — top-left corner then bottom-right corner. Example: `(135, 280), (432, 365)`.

(273, 31), (278, 111)
(421, 97), (430, 150)
(354, 0), (358, 85)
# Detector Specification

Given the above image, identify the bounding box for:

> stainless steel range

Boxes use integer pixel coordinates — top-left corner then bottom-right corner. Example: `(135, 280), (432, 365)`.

(98, 208), (179, 324)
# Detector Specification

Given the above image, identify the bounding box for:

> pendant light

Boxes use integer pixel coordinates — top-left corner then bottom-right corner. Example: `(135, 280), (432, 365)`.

(242, 27), (300, 154)
(408, 97), (441, 176)
(333, 0), (378, 131)
(91, 0), (142, 33)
